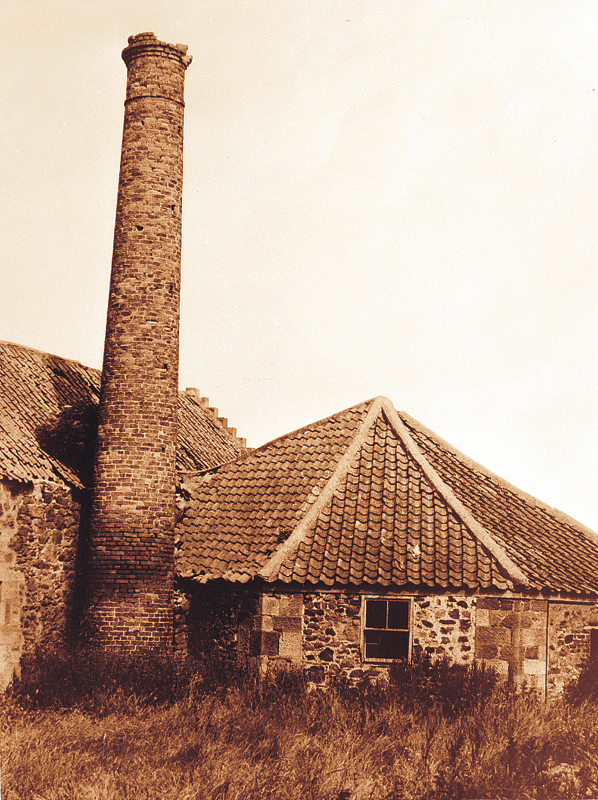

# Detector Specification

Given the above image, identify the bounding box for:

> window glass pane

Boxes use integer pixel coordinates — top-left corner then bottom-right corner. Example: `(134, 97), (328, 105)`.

(365, 600), (387, 629)
(591, 629), (598, 661)
(365, 629), (409, 660)
(387, 600), (409, 630)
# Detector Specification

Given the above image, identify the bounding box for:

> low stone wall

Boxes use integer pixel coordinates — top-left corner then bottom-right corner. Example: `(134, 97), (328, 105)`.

(304, 592), (476, 684)
(303, 592), (362, 683)
(0, 478), (83, 687)
(547, 601), (598, 694)
(185, 586), (598, 698)
(412, 595), (475, 664)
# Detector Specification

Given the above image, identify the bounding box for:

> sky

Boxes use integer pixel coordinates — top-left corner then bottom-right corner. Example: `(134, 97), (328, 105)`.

(2, 0), (598, 531)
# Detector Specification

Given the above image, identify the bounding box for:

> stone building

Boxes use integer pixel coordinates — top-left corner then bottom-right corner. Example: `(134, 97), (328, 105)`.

(0, 340), (244, 687)
(177, 396), (598, 697)
(2, 33), (598, 696)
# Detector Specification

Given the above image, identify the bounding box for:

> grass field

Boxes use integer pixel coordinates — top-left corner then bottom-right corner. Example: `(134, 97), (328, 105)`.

(2, 652), (598, 799)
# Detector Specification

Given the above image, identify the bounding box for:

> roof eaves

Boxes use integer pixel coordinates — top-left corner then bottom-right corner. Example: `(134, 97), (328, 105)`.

(381, 398), (530, 589)
(259, 396), (385, 582)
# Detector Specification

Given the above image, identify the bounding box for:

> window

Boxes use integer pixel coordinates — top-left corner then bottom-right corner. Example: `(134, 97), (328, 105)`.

(363, 598), (410, 661)
(591, 628), (598, 661)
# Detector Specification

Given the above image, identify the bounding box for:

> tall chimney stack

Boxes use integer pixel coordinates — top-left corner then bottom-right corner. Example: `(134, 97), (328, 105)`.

(85, 33), (192, 651)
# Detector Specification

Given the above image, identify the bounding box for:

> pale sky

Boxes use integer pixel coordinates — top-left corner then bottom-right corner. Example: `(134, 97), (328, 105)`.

(2, 1), (598, 531)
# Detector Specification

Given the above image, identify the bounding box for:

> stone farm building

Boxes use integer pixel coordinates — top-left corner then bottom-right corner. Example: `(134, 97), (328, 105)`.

(2, 32), (598, 697)
(0, 340), (245, 687)
(3, 344), (598, 696)
(178, 395), (598, 697)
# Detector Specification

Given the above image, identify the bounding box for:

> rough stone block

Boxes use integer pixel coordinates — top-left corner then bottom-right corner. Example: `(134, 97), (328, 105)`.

(476, 641), (498, 659)
(318, 647), (334, 662)
(250, 630), (280, 657)
(260, 615), (274, 632)
(475, 608), (489, 627)
(273, 615), (301, 633)
(278, 631), (302, 663)
(524, 658), (546, 677)
(521, 628), (543, 647)
(279, 594), (303, 616)
(307, 666), (325, 683)
(343, 620), (360, 642)
(261, 596), (281, 616)
(477, 626), (509, 647)
(477, 597), (501, 611)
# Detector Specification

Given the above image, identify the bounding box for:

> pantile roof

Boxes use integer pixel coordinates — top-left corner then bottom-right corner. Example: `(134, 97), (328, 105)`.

(178, 396), (598, 596)
(399, 412), (598, 595)
(0, 341), (245, 488)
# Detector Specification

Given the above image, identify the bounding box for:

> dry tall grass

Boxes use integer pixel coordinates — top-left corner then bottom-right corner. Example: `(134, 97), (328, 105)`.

(2, 655), (598, 799)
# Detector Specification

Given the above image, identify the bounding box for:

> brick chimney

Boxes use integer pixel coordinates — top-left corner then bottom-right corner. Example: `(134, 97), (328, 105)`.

(85, 33), (192, 650)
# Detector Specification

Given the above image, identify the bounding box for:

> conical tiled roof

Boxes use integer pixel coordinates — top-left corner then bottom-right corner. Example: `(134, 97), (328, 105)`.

(0, 341), (245, 487)
(178, 396), (598, 595)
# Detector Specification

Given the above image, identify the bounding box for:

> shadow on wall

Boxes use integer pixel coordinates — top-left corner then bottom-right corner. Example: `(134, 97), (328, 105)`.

(34, 363), (100, 645)
(36, 400), (99, 488)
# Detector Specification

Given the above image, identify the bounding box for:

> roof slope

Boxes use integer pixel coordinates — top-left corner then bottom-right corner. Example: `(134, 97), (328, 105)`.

(178, 399), (372, 582)
(0, 341), (244, 487)
(178, 396), (598, 596)
(399, 412), (598, 595)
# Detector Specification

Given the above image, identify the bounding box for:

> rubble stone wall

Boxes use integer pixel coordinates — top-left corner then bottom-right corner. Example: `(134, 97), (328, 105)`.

(412, 595), (475, 664)
(244, 589), (476, 685)
(303, 592), (476, 684)
(0, 479), (83, 688)
(547, 601), (598, 694)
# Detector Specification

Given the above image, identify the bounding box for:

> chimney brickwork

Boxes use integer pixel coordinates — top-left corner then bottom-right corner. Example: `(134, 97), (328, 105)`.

(85, 33), (192, 650)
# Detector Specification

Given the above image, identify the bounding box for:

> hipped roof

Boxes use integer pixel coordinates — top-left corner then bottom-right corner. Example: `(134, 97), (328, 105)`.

(178, 396), (598, 596)
(0, 341), (244, 487)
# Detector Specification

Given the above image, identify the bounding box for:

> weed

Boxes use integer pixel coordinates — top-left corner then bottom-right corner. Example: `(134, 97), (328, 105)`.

(4, 653), (598, 799)
(5, 646), (210, 712)
(564, 658), (598, 706)
(388, 650), (499, 716)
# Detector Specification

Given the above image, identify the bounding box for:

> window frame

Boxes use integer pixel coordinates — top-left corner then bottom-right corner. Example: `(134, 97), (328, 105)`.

(361, 595), (412, 664)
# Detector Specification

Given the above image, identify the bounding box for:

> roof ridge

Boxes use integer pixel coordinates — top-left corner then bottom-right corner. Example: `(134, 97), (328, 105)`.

(382, 400), (529, 588)
(399, 410), (594, 536)
(0, 340), (98, 371)
(259, 396), (385, 581)
(246, 397), (379, 456)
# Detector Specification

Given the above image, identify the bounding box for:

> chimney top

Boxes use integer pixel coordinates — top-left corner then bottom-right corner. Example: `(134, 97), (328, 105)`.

(123, 32), (192, 68)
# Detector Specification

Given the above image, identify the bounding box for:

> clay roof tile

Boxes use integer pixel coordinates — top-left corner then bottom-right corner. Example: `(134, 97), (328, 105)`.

(177, 396), (598, 596)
